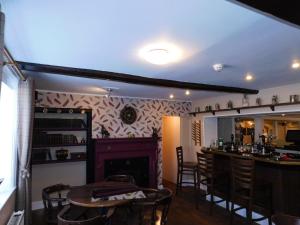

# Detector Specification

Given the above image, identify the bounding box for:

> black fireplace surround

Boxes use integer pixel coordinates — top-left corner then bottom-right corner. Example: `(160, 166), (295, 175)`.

(104, 156), (149, 187)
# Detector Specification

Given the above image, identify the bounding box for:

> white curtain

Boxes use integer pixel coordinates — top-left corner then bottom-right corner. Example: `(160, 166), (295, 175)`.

(16, 77), (34, 225)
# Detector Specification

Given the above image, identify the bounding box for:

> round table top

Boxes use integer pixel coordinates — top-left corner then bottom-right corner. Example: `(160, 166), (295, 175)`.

(67, 181), (136, 208)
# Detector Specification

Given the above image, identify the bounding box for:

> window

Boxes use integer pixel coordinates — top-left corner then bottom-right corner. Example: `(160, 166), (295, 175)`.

(0, 67), (18, 195)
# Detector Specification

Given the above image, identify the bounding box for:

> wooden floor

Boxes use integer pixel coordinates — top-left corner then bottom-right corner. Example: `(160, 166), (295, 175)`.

(32, 181), (249, 225)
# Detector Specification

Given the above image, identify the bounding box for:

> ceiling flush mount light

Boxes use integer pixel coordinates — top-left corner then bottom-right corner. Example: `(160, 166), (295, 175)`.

(185, 90), (190, 96)
(169, 94), (174, 99)
(292, 62), (300, 69)
(212, 64), (223, 72)
(245, 74), (253, 81)
(139, 42), (182, 65)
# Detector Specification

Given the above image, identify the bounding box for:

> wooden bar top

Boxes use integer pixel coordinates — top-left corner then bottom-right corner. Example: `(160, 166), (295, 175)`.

(202, 149), (300, 166)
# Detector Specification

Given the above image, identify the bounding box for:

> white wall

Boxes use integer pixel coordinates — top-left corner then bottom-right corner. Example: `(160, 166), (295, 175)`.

(189, 83), (300, 155)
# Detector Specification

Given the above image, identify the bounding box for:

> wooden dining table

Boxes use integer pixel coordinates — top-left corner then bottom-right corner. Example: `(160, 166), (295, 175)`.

(67, 181), (140, 208)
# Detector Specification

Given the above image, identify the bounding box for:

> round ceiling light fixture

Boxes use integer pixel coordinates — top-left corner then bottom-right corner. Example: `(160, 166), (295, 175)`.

(185, 90), (190, 96)
(245, 73), (254, 81)
(292, 61), (300, 69)
(139, 42), (183, 65)
(169, 94), (174, 99)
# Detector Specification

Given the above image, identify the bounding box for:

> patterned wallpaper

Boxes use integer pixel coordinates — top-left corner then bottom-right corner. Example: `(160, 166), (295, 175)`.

(36, 91), (192, 186)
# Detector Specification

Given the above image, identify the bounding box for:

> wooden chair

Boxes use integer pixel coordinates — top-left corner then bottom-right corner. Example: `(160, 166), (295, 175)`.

(131, 188), (173, 225)
(176, 146), (197, 195)
(230, 156), (273, 225)
(105, 174), (136, 184)
(57, 205), (114, 225)
(104, 174), (136, 225)
(42, 184), (70, 224)
(272, 213), (300, 225)
(196, 152), (230, 215)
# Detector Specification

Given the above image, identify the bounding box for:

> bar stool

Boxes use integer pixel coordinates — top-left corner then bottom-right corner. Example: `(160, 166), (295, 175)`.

(176, 146), (197, 195)
(230, 156), (273, 225)
(196, 152), (230, 215)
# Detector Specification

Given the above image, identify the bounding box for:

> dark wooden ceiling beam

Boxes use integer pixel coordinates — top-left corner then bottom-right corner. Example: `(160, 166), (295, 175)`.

(16, 61), (259, 94)
(229, 0), (300, 28)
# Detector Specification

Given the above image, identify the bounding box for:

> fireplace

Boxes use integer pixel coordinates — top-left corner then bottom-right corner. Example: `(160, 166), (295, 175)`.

(91, 138), (158, 188)
(104, 156), (149, 187)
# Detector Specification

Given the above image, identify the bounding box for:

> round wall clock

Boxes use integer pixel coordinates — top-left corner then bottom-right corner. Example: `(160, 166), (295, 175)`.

(120, 106), (137, 125)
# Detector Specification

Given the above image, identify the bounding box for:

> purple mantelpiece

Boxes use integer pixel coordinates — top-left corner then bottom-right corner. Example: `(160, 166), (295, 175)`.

(93, 137), (159, 188)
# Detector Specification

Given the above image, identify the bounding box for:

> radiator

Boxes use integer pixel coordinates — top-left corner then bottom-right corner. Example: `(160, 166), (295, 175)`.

(6, 211), (24, 225)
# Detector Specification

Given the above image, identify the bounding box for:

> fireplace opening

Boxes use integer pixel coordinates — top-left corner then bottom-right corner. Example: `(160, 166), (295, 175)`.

(104, 156), (149, 187)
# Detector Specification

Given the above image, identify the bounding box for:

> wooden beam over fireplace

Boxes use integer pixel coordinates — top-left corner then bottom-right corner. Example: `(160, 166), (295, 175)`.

(16, 61), (259, 95)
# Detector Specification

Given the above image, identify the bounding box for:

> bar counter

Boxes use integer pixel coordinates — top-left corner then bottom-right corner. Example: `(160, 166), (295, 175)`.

(202, 149), (300, 216)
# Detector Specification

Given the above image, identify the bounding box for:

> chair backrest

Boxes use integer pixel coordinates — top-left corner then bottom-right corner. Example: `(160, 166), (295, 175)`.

(176, 146), (183, 168)
(105, 174), (136, 184)
(196, 152), (214, 179)
(42, 184), (70, 210)
(231, 156), (255, 201)
(132, 188), (173, 225)
(58, 205), (112, 225)
(272, 214), (300, 225)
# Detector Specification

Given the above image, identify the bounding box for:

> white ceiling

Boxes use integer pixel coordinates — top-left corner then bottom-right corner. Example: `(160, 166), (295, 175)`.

(1, 0), (300, 100)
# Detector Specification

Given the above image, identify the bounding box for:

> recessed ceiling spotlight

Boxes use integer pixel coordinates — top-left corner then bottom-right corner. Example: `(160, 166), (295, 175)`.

(139, 42), (183, 65)
(245, 74), (253, 81)
(212, 64), (223, 72)
(281, 114), (286, 117)
(292, 62), (300, 69)
(169, 94), (174, 99)
(185, 90), (190, 96)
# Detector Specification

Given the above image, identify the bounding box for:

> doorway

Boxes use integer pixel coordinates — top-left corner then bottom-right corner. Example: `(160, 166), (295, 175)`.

(162, 116), (180, 184)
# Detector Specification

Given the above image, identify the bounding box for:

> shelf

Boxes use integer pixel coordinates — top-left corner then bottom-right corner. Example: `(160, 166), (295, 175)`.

(34, 128), (88, 132)
(189, 101), (300, 116)
(32, 158), (86, 165)
(32, 143), (87, 149)
(35, 107), (92, 114)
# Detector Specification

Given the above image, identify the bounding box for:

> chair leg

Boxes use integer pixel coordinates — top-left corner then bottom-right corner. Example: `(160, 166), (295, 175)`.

(226, 200), (229, 212)
(246, 209), (252, 225)
(179, 171), (183, 190)
(193, 169), (197, 190)
(230, 202), (234, 225)
(195, 184), (199, 209)
(176, 170), (180, 195)
(209, 193), (213, 215)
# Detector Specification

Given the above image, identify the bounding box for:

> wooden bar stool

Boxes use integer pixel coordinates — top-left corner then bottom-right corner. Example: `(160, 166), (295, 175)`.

(176, 146), (197, 195)
(196, 152), (230, 215)
(230, 156), (273, 225)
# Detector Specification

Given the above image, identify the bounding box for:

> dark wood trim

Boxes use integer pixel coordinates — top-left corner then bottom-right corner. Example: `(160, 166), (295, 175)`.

(17, 61), (259, 94)
(229, 0), (300, 28)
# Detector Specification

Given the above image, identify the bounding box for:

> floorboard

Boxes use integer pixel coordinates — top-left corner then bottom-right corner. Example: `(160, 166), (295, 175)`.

(32, 181), (249, 225)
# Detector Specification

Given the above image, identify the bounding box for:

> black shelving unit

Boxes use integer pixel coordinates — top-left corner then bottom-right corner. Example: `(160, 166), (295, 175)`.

(31, 107), (93, 183)
(189, 102), (300, 116)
